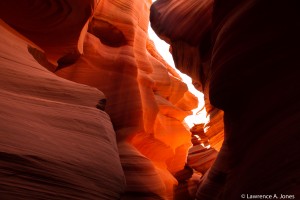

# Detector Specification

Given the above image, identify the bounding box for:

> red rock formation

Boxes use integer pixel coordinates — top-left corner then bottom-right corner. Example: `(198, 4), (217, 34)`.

(152, 0), (300, 199)
(0, 0), (97, 68)
(0, 0), (199, 199)
(187, 145), (217, 174)
(151, 0), (224, 152)
(0, 20), (125, 199)
(118, 141), (167, 200)
(53, 0), (197, 197)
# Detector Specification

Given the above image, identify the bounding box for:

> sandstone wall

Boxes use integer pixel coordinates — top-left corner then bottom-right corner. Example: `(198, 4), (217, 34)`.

(0, 19), (125, 199)
(0, 0), (198, 199)
(151, 0), (300, 199)
(151, 0), (224, 151)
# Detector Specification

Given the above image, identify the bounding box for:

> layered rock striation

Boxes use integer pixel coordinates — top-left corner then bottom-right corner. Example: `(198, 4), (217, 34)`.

(0, 19), (125, 199)
(0, 0), (199, 199)
(151, 0), (300, 199)
(54, 1), (198, 198)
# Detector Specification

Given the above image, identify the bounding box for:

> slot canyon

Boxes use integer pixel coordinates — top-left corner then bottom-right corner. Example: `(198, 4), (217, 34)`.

(0, 0), (299, 199)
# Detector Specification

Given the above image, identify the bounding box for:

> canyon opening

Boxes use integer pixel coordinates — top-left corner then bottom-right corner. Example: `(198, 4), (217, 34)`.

(0, 0), (299, 200)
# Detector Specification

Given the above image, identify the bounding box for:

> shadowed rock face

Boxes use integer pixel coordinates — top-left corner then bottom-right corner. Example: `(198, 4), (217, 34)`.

(0, 0), (96, 67)
(150, 0), (213, 88)
(150, 0), (212, 46)
(205, 0), (300, 199)
(0, 20), (125, 199)
(151, 0), (300, 199)
(89, 19), (127, 47)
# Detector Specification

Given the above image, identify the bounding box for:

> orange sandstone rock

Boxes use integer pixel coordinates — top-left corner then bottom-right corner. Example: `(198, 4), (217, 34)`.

(0, 0), (199, 199)
(150, 0), (224, 152)
(54, 0), (198, 198)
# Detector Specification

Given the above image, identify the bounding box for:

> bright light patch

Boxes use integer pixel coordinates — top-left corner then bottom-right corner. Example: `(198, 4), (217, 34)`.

(148, 20), (207, 128)
(194, 135), (201, 140)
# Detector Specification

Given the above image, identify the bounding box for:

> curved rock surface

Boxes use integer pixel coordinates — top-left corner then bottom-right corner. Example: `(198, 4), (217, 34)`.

(151, 0), (300, 199)
(187, 145), (217, 175)
(203, 0), (300, 199)
(0, 20), (125, 199)
(118, 141), (167, 200)
(55, 0), (197, 196)
(150, 0), (212, 45)
(0, 0), (97, 67)
(55, 0), (198, 197)
(151, 0), (224, 152)
(0, 0), (199, 199)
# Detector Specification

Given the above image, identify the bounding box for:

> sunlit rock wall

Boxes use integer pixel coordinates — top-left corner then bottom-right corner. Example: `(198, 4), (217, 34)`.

(54, 1), (198, 198)
(151, 0), (300, 199)
(150, 0), (224, 151)
(0, 20), (125, 199)
(0, 0), (199, 199)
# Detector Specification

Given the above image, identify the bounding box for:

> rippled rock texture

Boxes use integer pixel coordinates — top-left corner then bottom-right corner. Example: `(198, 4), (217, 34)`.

(0, 20), (125, 199)
(151, 0), (300, 199)
(0, 0), (198, 199)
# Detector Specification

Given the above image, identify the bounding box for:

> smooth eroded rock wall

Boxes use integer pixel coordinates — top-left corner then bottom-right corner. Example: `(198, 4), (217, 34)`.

(55, 0), (197, 198)
(151, 0), (300, 199)
(0, 20), (125, 199)
(1, 0), (201, 199)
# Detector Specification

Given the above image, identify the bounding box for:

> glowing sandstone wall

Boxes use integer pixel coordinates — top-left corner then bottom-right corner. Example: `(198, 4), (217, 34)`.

(0, 0), (198, 199)
(55, 1), (198, 198)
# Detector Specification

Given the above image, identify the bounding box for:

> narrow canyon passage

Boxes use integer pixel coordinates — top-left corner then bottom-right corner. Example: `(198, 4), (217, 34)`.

(0, 0), (299, 200)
